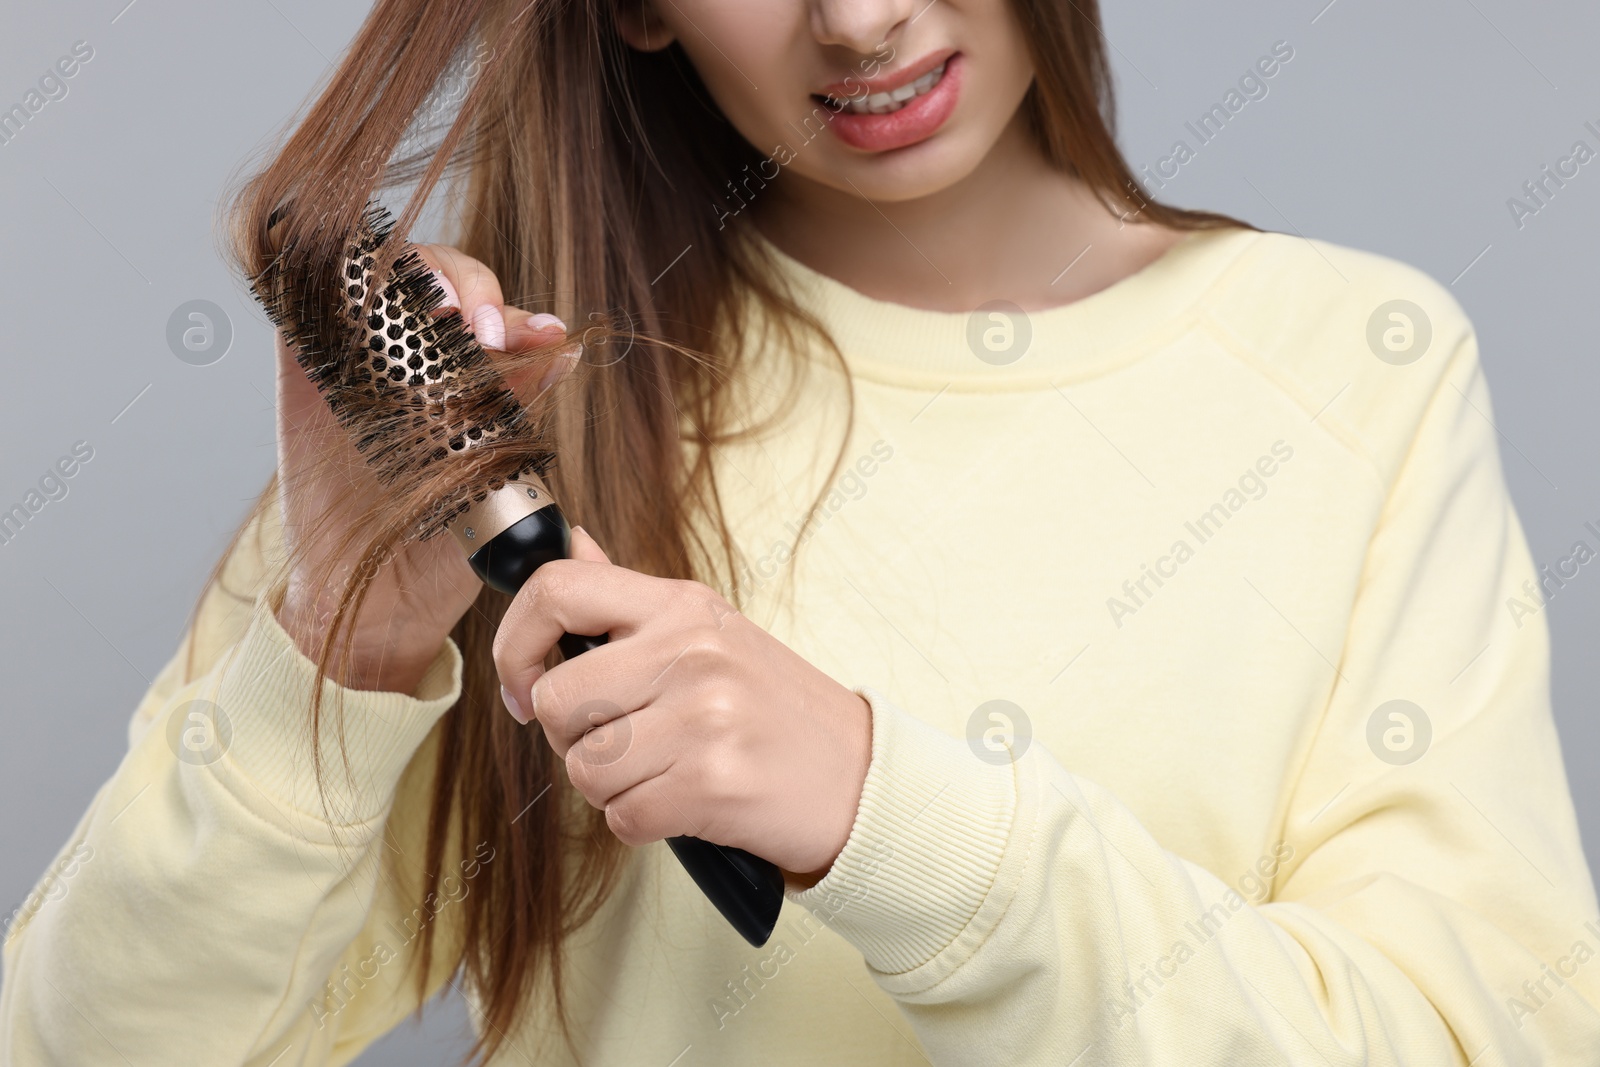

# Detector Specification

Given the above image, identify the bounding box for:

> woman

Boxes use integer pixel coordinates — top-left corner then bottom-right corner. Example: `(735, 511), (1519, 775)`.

(4, 0), (1597, 1063)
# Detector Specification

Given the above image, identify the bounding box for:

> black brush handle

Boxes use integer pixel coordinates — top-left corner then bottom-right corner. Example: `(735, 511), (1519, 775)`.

(467, 505), (784, 948)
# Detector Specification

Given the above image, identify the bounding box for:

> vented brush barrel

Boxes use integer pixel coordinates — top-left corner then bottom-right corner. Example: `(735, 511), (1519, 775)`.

(461, 493), (786, 948)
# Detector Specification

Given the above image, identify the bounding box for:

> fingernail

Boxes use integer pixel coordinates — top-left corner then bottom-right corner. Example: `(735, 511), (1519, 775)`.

(500, 685), (529, 724)
(472, 304), (506, 349)
(528, 313), (566, 333)
(430, 270), (460, 311)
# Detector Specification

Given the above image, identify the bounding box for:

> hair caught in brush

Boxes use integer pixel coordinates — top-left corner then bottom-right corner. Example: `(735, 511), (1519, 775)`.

(255, 198), (560, 539)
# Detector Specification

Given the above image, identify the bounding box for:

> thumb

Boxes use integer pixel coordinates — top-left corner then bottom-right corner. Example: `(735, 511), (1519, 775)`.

(569, 525), (611, 564)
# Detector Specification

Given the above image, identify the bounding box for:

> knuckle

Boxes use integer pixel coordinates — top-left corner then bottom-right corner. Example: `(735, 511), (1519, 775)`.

(676, 630), (726, 671)
(416, 244), (504, 307)
(530, 677), (567, 731)
(524, 561), (577, 608)
(671, 581), (743, 640)
(663, 577), (704, 608)
(491, 626), (535, 682)
(454, 262), (503, 307)
(412, 243), (458, 279)
(697, 748), (744, 806)
(502, 567), (561, 640)
(697, 691), (741, 736)
(564, 746), (601, 803)
(671, 579), (729, 616)
(569, 704), (630, 763)
(490, 628), (515, 675)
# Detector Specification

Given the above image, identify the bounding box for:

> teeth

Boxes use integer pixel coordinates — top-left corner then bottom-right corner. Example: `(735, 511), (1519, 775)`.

(828, 61), (947, 115)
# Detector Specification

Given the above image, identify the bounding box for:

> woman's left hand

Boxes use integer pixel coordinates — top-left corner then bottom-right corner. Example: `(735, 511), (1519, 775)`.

(492, 528), (873, 884)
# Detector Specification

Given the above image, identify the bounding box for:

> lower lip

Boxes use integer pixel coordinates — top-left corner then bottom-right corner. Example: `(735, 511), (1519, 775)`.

(822, 53), (963, 153)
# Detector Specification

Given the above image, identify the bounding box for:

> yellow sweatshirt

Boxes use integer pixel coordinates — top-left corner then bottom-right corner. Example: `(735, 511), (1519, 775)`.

(5, 225), (1599, 1066)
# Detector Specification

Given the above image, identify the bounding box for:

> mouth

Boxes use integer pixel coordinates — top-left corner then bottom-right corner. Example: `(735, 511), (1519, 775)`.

(810, 51), (964, 153)
(814, 58), (951, 115)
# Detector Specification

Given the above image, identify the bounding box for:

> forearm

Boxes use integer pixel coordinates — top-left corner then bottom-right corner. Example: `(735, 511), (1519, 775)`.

(791, 691), (1600, 1066)
(1, 587), (462, 1064)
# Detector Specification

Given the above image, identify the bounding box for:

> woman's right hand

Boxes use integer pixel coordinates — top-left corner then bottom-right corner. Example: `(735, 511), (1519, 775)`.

(274, 244), (576, 694)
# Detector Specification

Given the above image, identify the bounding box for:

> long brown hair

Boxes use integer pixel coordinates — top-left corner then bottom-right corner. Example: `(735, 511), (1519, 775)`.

(203, 0), (1250, 1062)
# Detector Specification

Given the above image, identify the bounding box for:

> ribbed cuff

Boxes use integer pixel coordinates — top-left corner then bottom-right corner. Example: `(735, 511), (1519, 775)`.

(787, 686), (1019, 977)
(208, 582), (463, 826)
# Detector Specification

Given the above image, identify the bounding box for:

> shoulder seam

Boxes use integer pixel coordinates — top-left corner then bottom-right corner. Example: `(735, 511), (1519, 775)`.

(1192, 231), (1394, 488)
(1195, 311), (1385, 487)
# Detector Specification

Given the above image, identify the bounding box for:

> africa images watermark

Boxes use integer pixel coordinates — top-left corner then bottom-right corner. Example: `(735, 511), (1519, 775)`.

(166, 300), (234, 366)
(1133, 40), (1295, 194)
(1505, 117), (1600, 231)
(1505, 919), (1600, 1030)
(3, 842), (94, 942)
(307, 839), (497, 1029)
(1365, 699), (1432, 765)
(708, 836), (896, 1030)
(734, 438), (896, 595)
(351, 38), (496, 185)
(714, 42), (898, 230)
(1104, 841), (1296, 1030)
(1106, 440), (1296, 629)
(1, 440), (95, 548)
(967, 699), (1032, 765)
(1, 39), (95, 148)
(1505, 518), (1600, 629)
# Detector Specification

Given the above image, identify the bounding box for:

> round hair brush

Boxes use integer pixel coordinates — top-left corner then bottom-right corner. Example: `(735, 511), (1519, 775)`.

(250, 200), (784, 949)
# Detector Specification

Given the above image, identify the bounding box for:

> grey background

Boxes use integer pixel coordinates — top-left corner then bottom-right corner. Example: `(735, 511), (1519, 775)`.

(2, 1), (1595, 1062)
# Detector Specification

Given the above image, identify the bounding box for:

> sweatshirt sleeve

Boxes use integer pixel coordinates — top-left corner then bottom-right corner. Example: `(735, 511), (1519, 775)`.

(788, 331), (1600, 1064)
(1, 507), (469, 1066)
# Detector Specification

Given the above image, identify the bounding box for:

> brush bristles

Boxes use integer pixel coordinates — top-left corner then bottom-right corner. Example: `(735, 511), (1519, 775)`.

(251, 200), (553, 540)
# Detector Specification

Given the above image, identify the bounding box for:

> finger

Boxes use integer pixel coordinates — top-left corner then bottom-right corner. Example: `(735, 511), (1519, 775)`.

(410, 245), (578, 400)
(518, 635), (640, 744)
(568, 526), (611, 564)
(602, 771), (703, 848)
(412, 243), (506, 347)
(520, 623), (684, 745)
(531, 342), (582, 396)
(502, 309), (568, 353)
(425, 268), (460, 312)
(500, 312), (582, 403)
(562, 706), (677, 811)
(492, 560), (673, 713)
(521, 578), (735, 732)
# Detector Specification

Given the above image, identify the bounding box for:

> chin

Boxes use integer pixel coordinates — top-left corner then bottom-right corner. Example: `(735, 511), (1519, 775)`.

(815, 126), (997, 203)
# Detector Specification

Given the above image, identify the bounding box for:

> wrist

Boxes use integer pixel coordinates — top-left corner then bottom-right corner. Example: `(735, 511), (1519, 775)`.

(786, 688), (1022, 979)
(275, 589), (448, 694)
(787, 686), (872, 884)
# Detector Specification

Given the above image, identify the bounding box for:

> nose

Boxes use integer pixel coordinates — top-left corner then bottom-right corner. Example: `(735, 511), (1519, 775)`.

(810, 0), (915, 58)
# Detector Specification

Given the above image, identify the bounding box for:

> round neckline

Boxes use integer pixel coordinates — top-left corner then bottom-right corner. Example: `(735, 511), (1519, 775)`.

(749, 223), (1263, 390)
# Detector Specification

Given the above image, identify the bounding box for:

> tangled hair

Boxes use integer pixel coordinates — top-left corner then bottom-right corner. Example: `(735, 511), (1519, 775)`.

(204, 0), (1252, 1061)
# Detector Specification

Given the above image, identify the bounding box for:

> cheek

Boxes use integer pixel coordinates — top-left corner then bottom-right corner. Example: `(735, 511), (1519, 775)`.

(665, 0), (808, 149)
(962, 0), (1037, 131)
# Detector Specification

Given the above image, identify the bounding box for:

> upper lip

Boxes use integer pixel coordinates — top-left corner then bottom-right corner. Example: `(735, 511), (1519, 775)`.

(815, 48), (956, 101)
